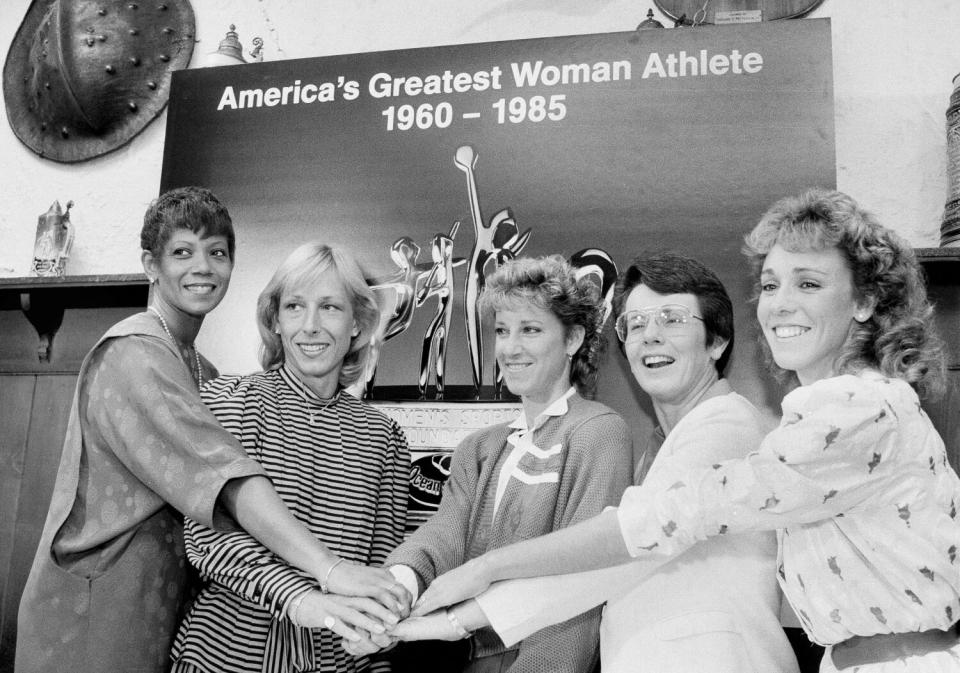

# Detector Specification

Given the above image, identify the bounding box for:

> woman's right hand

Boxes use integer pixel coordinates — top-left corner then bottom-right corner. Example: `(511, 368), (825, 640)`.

(323, 561), (412, 617)
(412, 557), (491, 616)
(389, 611), (463, 642)
(294, 591), (400, 643)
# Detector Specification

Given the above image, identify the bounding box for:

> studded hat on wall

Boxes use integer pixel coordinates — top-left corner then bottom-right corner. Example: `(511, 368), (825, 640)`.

(3, 0), (195, 163)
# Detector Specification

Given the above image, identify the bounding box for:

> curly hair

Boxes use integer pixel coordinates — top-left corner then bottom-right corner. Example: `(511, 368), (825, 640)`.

(742, 188), (945, 398)
(479, 255), (606, 397)
(140, 186), (235, 259)
(256, 242), (380, 389)
(612, 251), (735, 376)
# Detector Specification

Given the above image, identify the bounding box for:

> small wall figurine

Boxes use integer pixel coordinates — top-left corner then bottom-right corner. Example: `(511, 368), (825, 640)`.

(31, 200), (74, 277)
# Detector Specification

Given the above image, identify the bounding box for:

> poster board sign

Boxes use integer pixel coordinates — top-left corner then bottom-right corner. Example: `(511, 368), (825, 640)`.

(161, 19), (835, 497)
(370, 401), (521, 533)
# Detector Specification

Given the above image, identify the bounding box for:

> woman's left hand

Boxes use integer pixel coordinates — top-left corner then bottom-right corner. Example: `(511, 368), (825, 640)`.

(326, 561), (412, 617)
(341, 628), (396, 657)
(411, 558), (491, 617)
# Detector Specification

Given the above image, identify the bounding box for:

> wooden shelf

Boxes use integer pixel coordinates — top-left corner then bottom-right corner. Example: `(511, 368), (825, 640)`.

(0, 274), (148, 361)
(915, 247), (960, 263)
(0, 272), (147, 290)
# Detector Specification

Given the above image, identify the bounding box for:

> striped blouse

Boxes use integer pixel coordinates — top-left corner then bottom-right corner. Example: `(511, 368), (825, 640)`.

(170, 365), (410, 673)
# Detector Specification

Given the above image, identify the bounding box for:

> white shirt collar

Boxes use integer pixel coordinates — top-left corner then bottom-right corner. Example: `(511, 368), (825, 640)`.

(508, 386), (577, 432)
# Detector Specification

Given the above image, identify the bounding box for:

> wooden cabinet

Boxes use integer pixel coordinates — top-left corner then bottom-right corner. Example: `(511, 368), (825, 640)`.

(916, 248), (960, 471)
(0, 275), (147, 672)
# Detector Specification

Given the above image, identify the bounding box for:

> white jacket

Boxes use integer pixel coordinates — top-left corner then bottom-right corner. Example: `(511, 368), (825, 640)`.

(476, 389), (800, 673)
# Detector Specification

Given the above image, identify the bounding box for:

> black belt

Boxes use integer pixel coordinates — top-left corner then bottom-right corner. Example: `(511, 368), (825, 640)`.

(831, 627), (960, 669)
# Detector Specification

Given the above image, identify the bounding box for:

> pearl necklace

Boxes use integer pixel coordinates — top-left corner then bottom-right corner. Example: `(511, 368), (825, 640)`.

(149, 306), (203, 388)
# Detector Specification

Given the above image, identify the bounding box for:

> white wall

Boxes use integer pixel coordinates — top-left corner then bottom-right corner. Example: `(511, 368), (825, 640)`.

(2, 0), (959, 372)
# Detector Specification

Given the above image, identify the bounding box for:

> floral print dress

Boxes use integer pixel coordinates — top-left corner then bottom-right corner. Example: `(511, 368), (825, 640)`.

(16, 312), (266, 673)
(616, 371), (960, 671)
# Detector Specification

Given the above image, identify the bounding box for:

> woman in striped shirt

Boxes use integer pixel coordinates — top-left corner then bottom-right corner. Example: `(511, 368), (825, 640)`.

(171, 242), (411, 673)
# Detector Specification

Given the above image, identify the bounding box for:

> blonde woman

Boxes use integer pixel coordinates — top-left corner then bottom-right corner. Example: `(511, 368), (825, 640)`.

(171, 243), (411, 673)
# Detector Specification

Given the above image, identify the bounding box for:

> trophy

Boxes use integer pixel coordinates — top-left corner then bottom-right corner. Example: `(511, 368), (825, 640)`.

(415, 221), (466, 399)
(570, 248), (619, 327)
(31, 200), (75, 277)
(454, 145), (532, 397)
(365, 146), (618, 534)
(366, 145), (625, 401)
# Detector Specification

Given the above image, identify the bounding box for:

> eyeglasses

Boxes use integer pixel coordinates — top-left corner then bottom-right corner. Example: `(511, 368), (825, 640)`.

(614, 304), (704, 343)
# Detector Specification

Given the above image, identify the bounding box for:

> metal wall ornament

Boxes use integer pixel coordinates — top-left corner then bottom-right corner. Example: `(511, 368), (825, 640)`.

(637, 8), (666, 30)
(3, 0), (196, 163)
(31, 199), (74, 277)
(202, 24), (263, 67)
(653, 0), (824, 25)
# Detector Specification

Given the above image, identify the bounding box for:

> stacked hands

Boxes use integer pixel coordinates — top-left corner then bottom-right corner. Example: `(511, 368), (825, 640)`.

(296, 558), (491, 657)
(286, 561), (411, 646)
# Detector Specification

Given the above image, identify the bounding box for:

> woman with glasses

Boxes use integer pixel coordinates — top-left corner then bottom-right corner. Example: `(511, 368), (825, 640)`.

(384, 252), (800, 673)
(408, 189), (960, 672)
(374, 255), (633, 673)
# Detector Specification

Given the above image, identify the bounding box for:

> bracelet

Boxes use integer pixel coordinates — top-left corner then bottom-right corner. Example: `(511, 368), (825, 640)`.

(445, 609), (472, 640)
(320, 558), (345, 594)
(288, 591), (308, 626)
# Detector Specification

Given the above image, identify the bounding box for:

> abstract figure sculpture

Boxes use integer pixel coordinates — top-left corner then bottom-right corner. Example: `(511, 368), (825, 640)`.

(416, 221), (466, 399)
(455, 144), (531, 397)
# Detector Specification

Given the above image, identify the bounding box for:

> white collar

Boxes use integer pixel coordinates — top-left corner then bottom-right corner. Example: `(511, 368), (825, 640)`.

(508, 387), (577, 431)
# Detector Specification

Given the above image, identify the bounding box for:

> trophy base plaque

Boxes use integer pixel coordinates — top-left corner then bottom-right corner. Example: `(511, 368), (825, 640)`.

(370, 398), (522, 534)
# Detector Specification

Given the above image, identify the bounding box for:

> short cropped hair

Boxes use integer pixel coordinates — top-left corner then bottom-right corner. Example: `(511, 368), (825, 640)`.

(611, 251), (735, 376)
(256, 242), (380, 389)
(743, 188), (945, 397)
(479, 255), (605, 396)
(140, 186), (235, 259)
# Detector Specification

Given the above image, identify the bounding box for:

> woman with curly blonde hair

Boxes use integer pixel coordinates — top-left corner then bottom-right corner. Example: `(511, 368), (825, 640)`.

(379, 255), (633, 673)
(408, 190), (960, 673)
(744, 188), (945, 398)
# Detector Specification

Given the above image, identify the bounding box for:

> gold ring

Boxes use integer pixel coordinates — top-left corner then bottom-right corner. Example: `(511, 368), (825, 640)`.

(323, 616), (336, 629)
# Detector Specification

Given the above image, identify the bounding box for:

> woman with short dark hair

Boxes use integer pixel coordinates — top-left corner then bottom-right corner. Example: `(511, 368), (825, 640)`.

(16, 191), (405, 673)
(613, 251), (734, 372)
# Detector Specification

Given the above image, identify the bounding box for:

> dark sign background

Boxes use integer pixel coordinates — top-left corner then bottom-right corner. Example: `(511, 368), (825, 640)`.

(161, 19), (834, 442)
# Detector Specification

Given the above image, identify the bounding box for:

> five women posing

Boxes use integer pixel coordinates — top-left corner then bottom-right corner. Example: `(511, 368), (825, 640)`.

(17, 185), (960, 673)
